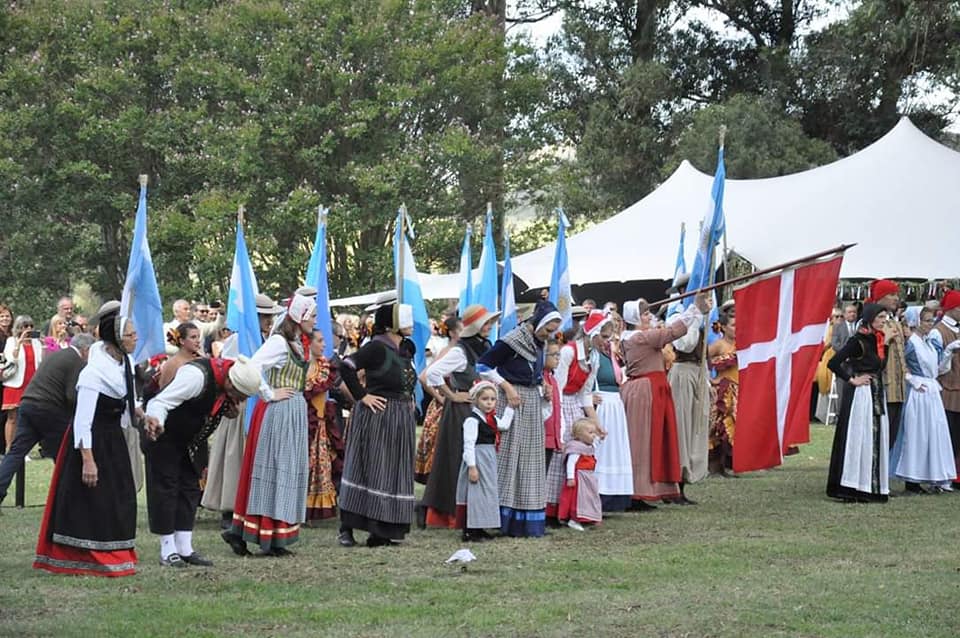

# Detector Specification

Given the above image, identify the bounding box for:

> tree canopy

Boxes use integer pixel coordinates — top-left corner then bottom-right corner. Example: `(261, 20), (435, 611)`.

(0, 0), (957, 318)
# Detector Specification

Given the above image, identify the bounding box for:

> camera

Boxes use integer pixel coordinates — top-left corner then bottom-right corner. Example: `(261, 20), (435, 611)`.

(27, 330), (41, 339)
(67, 320), (79, 327)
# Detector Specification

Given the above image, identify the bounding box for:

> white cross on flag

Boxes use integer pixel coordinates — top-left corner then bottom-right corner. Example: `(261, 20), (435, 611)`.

(732, 255), (843, 473)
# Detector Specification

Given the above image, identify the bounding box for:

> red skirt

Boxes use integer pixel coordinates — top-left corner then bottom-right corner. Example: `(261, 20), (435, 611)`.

(229, 401), (300, 551)
(640, 371), (682, 484)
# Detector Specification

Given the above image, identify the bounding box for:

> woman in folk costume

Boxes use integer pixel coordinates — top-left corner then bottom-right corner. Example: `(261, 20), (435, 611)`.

(620, 296), (709, 509)
(222, 293), (316, 556)
(422, 305), (499, 528)
(337, 303), (418, 548)
(415, 316), (464, 485)
(201, 293), (284, 530)
(34, 309), (139, 577)
(304, 329), (345, 522)
(558, 418), (603, 531)
(545, 311), (607, 520)
(826, 303), (891, 503)
(592, 316), (634, 512)
(455, 381), (511, 542)
(707, 307), (737, 476)
(889, 307), (957, 491)
(478, 300), (562, 538)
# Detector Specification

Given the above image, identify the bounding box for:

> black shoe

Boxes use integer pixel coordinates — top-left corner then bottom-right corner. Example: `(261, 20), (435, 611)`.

(629, 500), (657, 512)
(266, 547), (294, 557)
(159, 553), (188, 568)
(221, 530), (251, 556)
(679, 495), (698, 505)
(337, 530), (356, 547)
(181, 552), (214, 566)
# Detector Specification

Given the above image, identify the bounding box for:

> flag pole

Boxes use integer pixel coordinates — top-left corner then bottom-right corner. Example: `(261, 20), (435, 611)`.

(238, 204), (245, 227)
(647, 244), (856, 311)
(139, 174), (148, 188)
(397, 204), (406, 305)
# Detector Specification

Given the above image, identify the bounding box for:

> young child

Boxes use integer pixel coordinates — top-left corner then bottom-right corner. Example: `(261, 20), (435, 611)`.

(455, 381), (512, 542)
(541, 339), (564, 525)
(558, 418), (602, 531)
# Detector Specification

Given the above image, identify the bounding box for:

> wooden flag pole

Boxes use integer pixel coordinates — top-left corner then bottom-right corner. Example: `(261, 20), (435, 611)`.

(138, 174), (148, 188)
(645, 244), (856, 311)
(237, 204), (245, 227)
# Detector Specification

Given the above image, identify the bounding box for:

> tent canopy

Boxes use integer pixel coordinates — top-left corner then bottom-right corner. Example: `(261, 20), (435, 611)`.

(331, 117), (958, 306)
(510, 117), (960, 288)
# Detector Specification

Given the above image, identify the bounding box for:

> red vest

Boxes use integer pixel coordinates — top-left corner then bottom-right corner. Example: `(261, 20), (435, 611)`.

(562, 342), (590, 395)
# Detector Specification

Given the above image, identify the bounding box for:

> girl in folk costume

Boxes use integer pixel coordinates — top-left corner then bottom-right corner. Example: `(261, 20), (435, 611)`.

(223, 293), (316, 556)
(542, 340), (562, 488)
(304, 329), (345, 522)
(591, 316), (634, 512)
(478, 300), (562, 538)
(201, 293), (285, 530)
(620, 296), (710, 509)
(416, 316), (464, 485)
(337, 303), (418, 548)
(455, 381), (512, 542)
(707, 307), (737, 476)
(826, 303), (891, 503)
(559, 419), (603, 531)
(545, 311), (608, 520)
(34, 310), (139, 577)
(421, 306), (498, 528)
(889, 307), (957, 491)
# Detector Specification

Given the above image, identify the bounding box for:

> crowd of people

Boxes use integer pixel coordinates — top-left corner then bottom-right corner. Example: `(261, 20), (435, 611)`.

(0, 275), (958, 577)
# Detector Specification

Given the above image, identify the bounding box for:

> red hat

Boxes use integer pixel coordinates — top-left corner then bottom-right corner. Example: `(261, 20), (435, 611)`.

(942, 290), (960, 312)
(583, 310), (611, 337)
(868, 279), (899, 302)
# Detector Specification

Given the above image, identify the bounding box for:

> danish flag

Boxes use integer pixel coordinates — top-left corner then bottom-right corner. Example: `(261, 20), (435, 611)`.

(732, 255), (843, 473)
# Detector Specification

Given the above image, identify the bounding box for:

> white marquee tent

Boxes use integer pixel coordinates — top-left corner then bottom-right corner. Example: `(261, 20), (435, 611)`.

(331, 117), (959, 306)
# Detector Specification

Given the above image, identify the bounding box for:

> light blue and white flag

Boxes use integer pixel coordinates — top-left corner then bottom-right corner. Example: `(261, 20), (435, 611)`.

(500, 231), (517, 335)
(548, 208), (573, 331)
(305, 206), (334, 357)
(473, 206), (499, 342)
(394, 207), (431, 410)
(666, 223), (688, 318)
(226, 214), (262, 359)
(120, 177), (165, 363)
(457, 223), (473, 315)
(685, 145), (726, 307)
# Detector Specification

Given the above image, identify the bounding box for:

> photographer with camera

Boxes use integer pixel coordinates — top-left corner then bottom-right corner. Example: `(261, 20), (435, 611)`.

(1, 316), (44, 453)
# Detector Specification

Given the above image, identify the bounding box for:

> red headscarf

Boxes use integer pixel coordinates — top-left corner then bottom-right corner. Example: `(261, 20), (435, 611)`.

(208, 357), (236, 417)
(942, 290), (960, 313)
(867, 279), (899, 303)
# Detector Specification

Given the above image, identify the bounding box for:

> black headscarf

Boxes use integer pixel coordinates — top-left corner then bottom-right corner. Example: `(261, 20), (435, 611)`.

(859, 303), (885, 331)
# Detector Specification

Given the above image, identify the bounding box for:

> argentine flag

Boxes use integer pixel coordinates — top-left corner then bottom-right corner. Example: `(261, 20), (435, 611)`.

(457, 224), (473, 315)
(473, 207), (499, 342)
(394, 208), (431, 410)
(305, 206), (334, 357)
(500, 232), (517, 334)
(548, 208), (573, 331)
(120, 177), (165, 363)
(685, 146), (726, 306)
(226, 215), (262, 358)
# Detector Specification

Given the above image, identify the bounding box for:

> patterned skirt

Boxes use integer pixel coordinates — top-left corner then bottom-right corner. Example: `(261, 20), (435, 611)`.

(455, 444), (500, 530)
(229, 395), (309, 551)
(709, 378), (738, 467)
(306, 398), (342, 520)
(414, 399), (443, 484)
(339, 397), (416, 540)
(497, 385), (546, 537)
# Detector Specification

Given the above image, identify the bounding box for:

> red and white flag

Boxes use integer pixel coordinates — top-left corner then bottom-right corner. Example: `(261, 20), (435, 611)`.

(732, 255), (843, 473)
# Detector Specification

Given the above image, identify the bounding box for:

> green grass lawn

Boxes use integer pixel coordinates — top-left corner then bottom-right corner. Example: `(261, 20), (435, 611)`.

(1, 424), (958, 637)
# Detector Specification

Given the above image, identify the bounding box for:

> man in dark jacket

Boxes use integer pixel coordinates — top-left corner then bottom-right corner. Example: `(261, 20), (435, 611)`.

(0, 333), (95, 504)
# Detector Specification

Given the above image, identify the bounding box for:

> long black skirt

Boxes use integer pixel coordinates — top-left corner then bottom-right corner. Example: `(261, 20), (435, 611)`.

(421, 400), (472, 518)
(339, 398), (416, 540)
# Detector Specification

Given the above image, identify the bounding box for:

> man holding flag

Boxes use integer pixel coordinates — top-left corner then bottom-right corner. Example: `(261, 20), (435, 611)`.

(667, 143), (726, 503)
